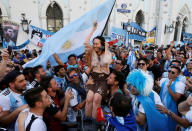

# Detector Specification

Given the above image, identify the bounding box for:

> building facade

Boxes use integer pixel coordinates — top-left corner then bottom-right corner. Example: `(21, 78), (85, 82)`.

(0, 0), (192, 49)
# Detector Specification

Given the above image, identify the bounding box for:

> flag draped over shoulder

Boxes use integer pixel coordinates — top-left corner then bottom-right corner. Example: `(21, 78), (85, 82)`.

(24, 0), (116, 68)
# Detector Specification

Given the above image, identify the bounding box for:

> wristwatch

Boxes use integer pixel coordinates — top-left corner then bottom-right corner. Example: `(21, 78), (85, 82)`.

(167, 110), (172, 116)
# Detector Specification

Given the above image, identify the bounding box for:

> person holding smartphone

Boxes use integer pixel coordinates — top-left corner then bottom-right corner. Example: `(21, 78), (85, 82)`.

(84, 22), (112, 119)
(65, 67), (90, 122)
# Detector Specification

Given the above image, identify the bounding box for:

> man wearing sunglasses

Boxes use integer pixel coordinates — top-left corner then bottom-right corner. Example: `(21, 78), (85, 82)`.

(162, 60), (186, 83)
(159, 66), (186, 131)
(112, 58), (129, 78)
(65, 67), (90, 122)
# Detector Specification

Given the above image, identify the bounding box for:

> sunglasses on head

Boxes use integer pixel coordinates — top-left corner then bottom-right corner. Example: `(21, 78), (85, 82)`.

(168, 70), (176, 75)
(138, 63), (146, 66)
(69, 73), (78, 79)
(170, 64), (177, 67)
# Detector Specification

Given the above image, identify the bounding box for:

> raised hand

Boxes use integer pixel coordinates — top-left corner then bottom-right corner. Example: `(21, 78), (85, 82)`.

(170, 41), (174, 47)
(93, 21), (98, 31)
(186, 96), (192, 106)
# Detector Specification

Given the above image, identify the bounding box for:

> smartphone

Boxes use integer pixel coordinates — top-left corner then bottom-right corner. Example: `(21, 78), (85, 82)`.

(7, 46), (12, 55)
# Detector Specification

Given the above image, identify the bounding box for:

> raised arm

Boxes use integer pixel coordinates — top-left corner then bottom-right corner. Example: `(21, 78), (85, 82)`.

(84, 21), (98, 67)
(139, 41), (145, 57)
(178, 96), (192, 115)
(84, 21), (98, 44)
(164, 41), (174, 60)
(53, 53), (65, 66)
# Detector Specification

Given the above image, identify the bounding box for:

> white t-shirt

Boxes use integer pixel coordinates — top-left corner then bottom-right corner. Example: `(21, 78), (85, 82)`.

(15, 110), (47, 131)
(162, 72), (186, 84)
(160, 78), (185, 95)
(160, 78), (185, 107)
(0, 88), (25, 111)
(132, 90), (164, 114)
(132, 90), (164, 131)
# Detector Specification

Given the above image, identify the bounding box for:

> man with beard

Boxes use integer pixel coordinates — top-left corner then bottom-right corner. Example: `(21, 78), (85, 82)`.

(40, 76), (73, 131)
(54, 65), (68, 91)
(0, 70), (28, 130)
(3, 26), (16, 48)
(30, 65), (47, 88)
(107, 70), (125, 97)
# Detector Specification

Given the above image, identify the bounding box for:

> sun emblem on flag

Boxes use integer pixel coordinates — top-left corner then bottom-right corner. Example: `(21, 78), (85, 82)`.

(62, 41), (71, 49)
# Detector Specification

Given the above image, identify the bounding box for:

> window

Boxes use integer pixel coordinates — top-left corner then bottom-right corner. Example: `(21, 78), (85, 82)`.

(173, 21), (179, 41)
(180, 17), (187, 41)
(46, 3), (63, 32)
(135, 10), (144, 27)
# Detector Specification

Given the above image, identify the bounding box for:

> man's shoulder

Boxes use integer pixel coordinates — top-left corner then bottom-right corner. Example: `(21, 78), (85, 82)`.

(0, 88), (11, 96)
(175, 80), (185, 88)
(26, 113), (46, 131)
(0, 89), (11, 110)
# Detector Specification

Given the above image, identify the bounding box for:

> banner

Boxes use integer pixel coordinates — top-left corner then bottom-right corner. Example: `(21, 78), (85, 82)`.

(12, 40), (30, 50)
(146, 27), (156, 44)
(29, 25), (54, 47)
(111, 27), (126, 46)
(2, 20), (19, 48)
(183, 32), (192, 44)
(24, 0), (116, 68)
(124, 22), (147, 41)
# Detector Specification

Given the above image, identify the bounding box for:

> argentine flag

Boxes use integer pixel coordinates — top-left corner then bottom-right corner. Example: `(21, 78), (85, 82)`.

(24, 0), (116, 68)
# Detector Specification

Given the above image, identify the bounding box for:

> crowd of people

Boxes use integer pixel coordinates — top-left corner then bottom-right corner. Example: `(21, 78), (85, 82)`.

(0, 22), (191, 131)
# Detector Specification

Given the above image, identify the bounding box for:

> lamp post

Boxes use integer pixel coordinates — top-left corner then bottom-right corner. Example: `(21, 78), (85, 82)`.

(126, 22), (132, 47)
(21, 13), (31, 34)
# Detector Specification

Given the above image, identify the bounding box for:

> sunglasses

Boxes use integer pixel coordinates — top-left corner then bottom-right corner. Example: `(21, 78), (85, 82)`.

(69, 73), (78, 79)
(115, 62), (122, 65)
(168, 70), (176, 75)
(138, 63), (146, 66)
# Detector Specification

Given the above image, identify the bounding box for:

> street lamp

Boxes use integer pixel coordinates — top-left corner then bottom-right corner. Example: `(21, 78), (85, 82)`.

(125, 22), (132, 47)
(126, 23), (131, 33)
(21, 13), (31, 34)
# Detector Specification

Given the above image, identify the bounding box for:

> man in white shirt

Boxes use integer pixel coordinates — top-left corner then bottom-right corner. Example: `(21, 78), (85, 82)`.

(0, 70), (28, 130)
(15, 86), (52, 131)
(160, 66), (185, 131)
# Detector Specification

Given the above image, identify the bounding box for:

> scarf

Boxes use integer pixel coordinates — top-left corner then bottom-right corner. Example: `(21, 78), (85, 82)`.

(137, 92), (169, 131)
(160, 78), (179, 131)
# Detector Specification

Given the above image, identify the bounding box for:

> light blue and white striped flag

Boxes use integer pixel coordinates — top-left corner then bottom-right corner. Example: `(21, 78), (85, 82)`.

(127, 49), (136, 71)
(24, 0), (116, 68)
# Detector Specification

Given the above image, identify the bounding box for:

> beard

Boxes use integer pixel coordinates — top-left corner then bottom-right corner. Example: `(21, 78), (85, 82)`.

(15, 85), (26, 93)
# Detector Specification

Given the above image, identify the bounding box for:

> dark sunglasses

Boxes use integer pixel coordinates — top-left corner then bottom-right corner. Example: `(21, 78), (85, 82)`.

(69, 73), (78, 79)
(115, 62), (122, 65)
(168, 70), (175, 75)
(138, 63), (146, 66)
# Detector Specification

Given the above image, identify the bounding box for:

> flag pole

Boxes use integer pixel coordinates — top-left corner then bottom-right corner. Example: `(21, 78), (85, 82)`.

(101, 0), (116, 36)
